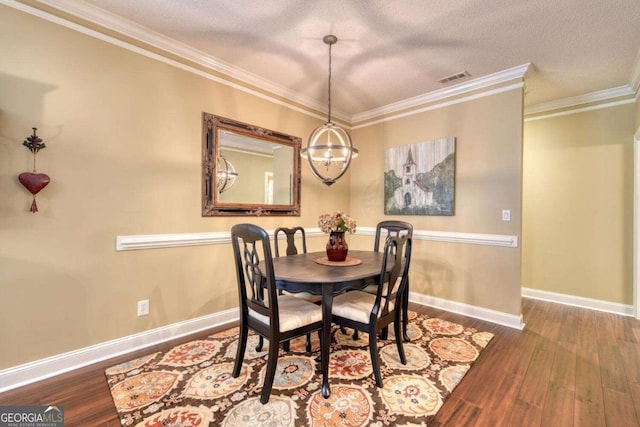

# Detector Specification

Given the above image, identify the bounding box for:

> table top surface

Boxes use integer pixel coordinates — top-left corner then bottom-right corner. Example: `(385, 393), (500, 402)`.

(271, 250), (384, 284)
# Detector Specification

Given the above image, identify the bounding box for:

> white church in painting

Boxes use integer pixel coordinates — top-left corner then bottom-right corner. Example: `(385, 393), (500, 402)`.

(393, 148), (433, 209)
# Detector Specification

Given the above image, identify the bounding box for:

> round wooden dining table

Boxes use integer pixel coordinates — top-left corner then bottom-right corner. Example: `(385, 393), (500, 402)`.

(271, 250), (385, 398)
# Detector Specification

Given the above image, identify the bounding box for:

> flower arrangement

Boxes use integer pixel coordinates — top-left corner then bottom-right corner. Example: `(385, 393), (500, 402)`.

(318, 211), (357, 234)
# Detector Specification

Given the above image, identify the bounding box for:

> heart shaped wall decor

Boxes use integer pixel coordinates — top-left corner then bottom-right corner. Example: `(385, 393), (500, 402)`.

(18, 172), (50, 212)
(18, 172), (50, 195)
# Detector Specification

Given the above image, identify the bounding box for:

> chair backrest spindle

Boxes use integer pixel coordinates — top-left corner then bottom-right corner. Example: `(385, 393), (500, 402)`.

(371, 235), (411, 321)
(231, 224), (278, 324)
(374, 220), (413, 252)
(274, 226), (307, 257)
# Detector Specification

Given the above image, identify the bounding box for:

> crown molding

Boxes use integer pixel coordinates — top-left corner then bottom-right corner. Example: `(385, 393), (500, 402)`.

(352, 82), (524, 130)
(10, 0), (529, 125)
(524, 97), (636, 122)
(17, 0), (346, 121)
(6, 1), (634, 124)
(351, 63), (531, 123)
(524, 85), (635, 116)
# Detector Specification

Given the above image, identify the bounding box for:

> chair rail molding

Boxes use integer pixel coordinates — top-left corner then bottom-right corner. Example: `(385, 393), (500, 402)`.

(116, 231), (230, 250)
(357, 227), (518, 247)
(116, 228), (518, 251)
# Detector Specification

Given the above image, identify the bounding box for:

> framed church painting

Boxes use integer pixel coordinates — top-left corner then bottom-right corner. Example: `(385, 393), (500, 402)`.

(384, 137), (455, 216)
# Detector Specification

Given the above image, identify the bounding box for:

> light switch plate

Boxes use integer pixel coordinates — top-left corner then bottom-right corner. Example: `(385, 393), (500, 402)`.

(137, 299), (149, 316)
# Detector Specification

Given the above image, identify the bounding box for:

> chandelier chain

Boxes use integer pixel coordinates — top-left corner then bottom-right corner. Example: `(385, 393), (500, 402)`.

(327, 41), (332, 123)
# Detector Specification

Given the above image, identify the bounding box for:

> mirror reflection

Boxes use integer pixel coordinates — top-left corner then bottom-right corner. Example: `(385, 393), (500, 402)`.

(202, 113), (301, 216)
(218, 130), (294, 205)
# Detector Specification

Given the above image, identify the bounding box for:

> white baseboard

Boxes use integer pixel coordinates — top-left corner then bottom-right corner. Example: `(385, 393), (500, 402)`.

(1, 291), (530, 393)
(0, 309), (239, 393)
(409, 291), (525, 330)
(521, 287), (634, 316)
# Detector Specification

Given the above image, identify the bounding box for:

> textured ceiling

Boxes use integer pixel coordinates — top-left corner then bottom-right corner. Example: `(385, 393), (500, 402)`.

(45, 0), (640, 118)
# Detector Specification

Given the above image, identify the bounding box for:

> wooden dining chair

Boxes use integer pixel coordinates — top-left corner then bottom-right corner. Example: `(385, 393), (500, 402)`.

(272, 226), (320, 353)
(273, 227), (322, 302)
(274, 226), (307, 257)
(331, 234), (412, 387)
(231, 223), (323, 404)
(373, 220), (414, 252)
(354, 220), (414, 341)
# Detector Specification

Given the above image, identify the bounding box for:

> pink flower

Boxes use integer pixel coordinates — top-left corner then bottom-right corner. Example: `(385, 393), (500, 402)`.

(318, 211), (357, 233)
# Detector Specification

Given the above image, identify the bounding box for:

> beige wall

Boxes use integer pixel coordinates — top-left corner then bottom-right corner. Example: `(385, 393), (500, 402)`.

(522, 103), (635, 304)
(637, 97), (640, 132)
(0, 5), (352, 369)
(0, 3), (539, 372)
(349, 88), (524, 316)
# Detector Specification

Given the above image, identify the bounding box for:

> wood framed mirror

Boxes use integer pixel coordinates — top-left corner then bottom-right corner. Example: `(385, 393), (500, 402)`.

(202, 113), (301, 216)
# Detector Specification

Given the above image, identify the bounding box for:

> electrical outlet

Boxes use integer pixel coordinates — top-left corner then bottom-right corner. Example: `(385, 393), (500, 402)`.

(502, 209), (511, 221)
(137, 299), (149, 316)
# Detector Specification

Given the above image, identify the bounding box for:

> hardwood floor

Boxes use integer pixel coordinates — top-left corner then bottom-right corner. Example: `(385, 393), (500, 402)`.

(1, 298), (639, 426)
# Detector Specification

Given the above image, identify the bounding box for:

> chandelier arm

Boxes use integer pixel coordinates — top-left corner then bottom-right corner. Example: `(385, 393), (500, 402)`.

(307, 153), (353, 186)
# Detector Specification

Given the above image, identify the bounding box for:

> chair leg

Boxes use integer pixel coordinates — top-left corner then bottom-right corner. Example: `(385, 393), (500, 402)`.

(260, 338), (280, 404)
(380, 326), (388, 340)
(255, 335), (264, 352)
(233, 324), (249, 377)
(402, 281), (410, 342)
(369, 328), (383, 387)
(340, 326), (347, 335)
(394, 318), (407, 365)
(282, 340), (290, 352)
(305, 333), (312, 353)
(352, 329), (359, 341)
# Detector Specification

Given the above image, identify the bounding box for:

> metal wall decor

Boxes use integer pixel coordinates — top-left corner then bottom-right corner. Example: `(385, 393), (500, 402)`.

(18, 128), (50, 213)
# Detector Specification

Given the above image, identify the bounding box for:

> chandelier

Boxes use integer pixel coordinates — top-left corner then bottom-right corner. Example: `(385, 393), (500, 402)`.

(301, 35), (358, 186)
(217, 154), (238, 193)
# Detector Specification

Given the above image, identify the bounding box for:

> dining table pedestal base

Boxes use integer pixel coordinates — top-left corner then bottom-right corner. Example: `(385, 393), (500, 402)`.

(321, 282), (333, 398)
(271, 250), (387, 400)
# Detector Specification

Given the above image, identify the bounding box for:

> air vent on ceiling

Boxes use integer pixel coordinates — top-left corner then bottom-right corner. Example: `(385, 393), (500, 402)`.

(439, 71), (470, 84)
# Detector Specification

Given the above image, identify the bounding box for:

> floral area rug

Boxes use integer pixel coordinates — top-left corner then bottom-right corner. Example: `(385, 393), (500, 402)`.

(105, 311), (493, 426)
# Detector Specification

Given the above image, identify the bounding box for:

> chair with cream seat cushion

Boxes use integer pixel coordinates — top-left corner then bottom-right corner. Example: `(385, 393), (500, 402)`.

(357, 220), (413, 342)
(231, 223), (323, 404)
(331, 234), (412, 388)
(272, 226), (321, 353)
(274, 227), (322, 304)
